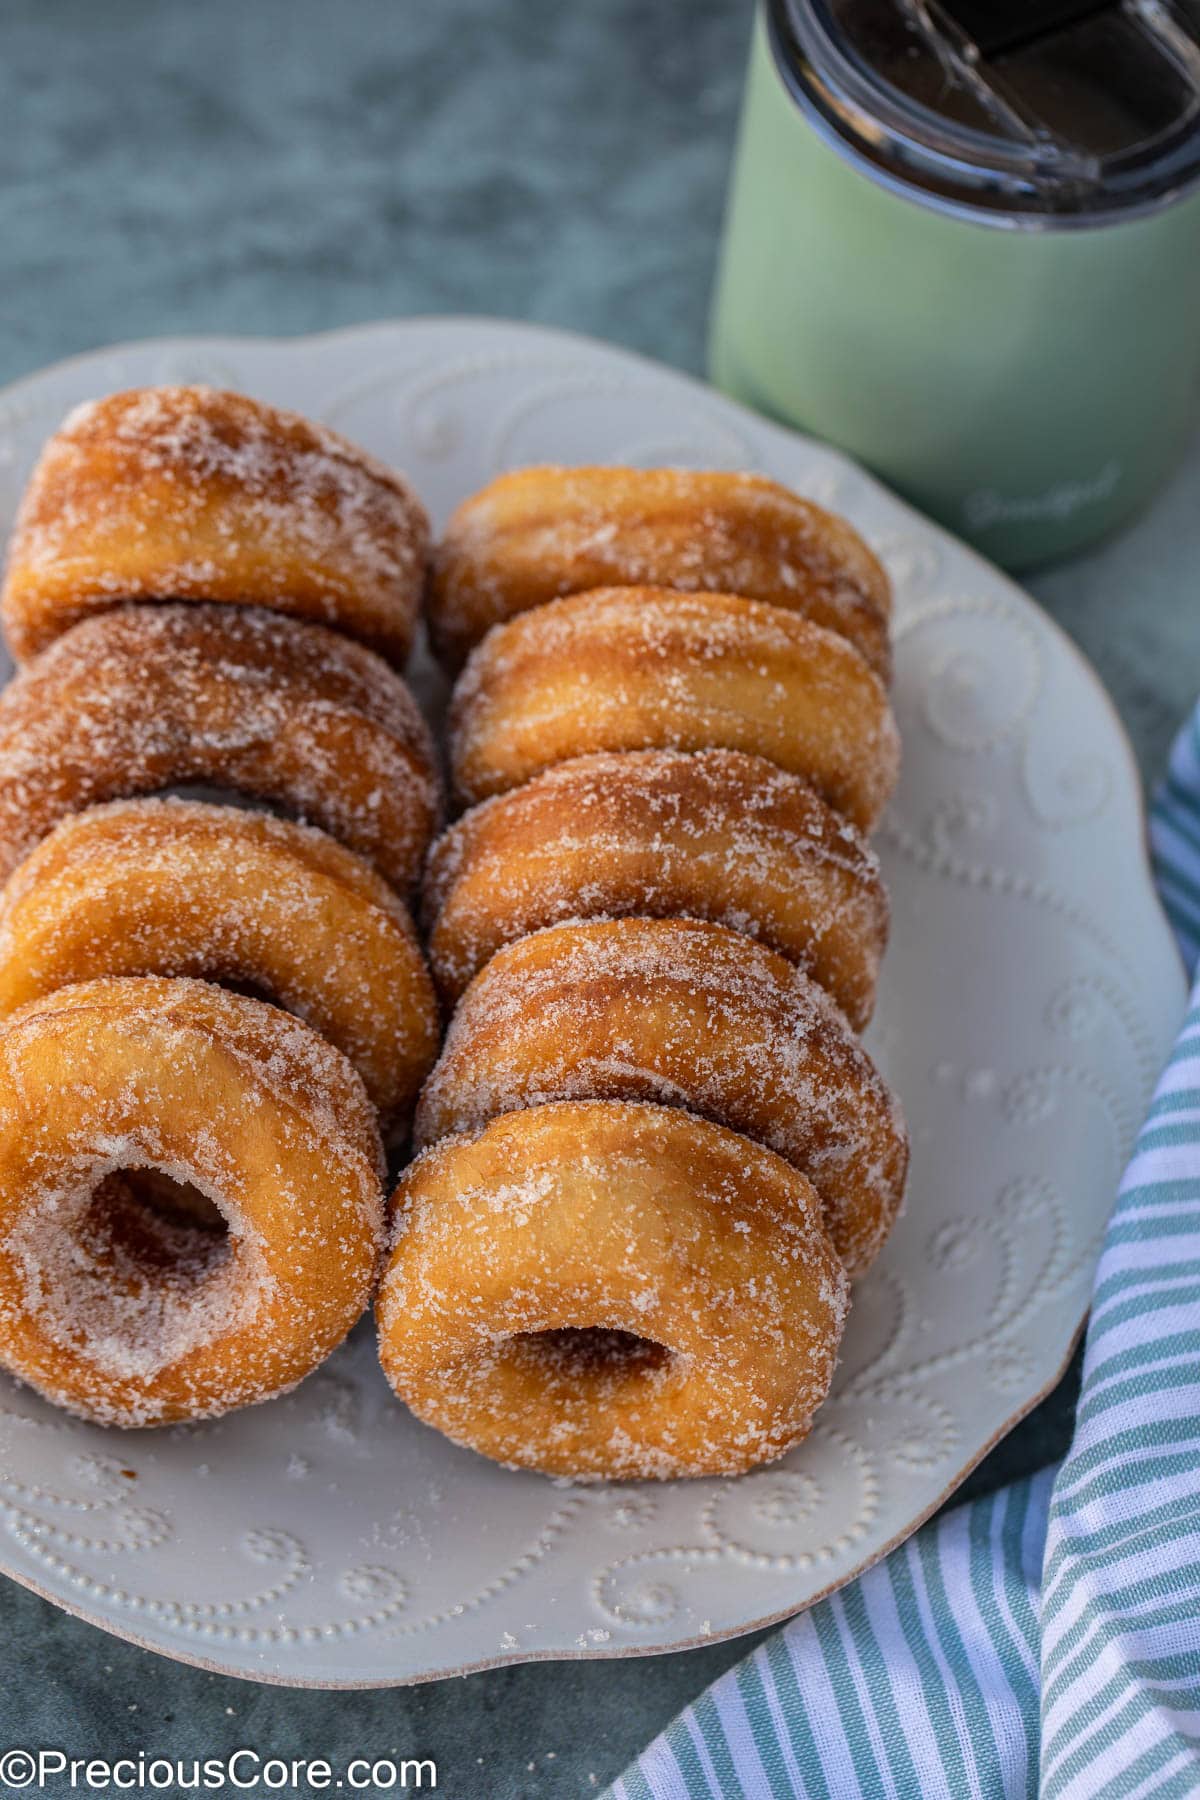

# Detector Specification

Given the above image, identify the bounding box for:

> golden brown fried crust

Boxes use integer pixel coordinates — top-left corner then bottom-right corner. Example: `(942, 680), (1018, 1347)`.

(449, 587), (899, 830)
(415, 917), (908, 1275)
(2, 386), (429, 665)
(0, 603), (441, 892)
(0, 976), (384, 1426)
(0, 800), (439, 1136)
(428, 465), (891, 677)
(422, 747), (887, 1028)
(378, 1099), (848, 1478)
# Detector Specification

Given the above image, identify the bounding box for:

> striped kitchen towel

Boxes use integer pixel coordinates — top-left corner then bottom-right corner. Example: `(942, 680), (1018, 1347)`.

(610, 703), (1200, 1800)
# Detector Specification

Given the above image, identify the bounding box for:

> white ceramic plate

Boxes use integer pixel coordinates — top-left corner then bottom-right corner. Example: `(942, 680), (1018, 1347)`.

(0, 320), (1185, 1686)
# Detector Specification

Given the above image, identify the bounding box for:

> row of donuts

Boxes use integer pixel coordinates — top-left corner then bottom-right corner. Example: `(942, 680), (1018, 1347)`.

(375, 471), (909, 1476)
(0, 387), (906, 1480)
(0, 388), (447, 1121)
(0, 389), (445, 1428)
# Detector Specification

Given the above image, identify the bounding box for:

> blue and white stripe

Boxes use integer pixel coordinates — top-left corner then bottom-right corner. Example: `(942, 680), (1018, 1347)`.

(610, 704), (1200, 1800)
(1152, 707), (1200, 972)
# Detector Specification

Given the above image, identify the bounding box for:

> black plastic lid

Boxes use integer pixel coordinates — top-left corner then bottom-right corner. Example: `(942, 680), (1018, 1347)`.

(769, 0), (1200, 222)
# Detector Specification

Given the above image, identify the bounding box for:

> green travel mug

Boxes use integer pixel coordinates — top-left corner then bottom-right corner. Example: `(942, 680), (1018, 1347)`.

(710, 1), (1200, 567)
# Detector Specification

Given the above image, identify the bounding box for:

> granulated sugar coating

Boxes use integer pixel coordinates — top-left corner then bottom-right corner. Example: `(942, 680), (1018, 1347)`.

(0, 603), (440, 891)
(0, 417), (901, 1483)
(1, 386), (430, 666)
(415, 917), (908, 1276)
(378, 1100), (849, 1479)
(422, 748), (888, 1027)
(428, 465), (891, 678)
(448, 586), (899, 829)
(0, 976), (385, 1426)
(0, 799), (439, 1137)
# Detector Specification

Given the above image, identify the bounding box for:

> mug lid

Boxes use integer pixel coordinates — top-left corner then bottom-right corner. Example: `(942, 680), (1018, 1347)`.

(769, 0), (1200, 222)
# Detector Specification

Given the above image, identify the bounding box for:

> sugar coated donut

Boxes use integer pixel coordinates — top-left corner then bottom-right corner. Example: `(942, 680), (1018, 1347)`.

(429, 465), (891, 677)
(1, 386), (429, 665)
(0, 603), (440, 891)
(378, 1100), (848, 1478)
(449, 587), (898, 829)
(0, 976), (385, 1426)
(0, 799), (438, 1137)
(423, 748), (887, 1028)
(415, 917), (907, 1274)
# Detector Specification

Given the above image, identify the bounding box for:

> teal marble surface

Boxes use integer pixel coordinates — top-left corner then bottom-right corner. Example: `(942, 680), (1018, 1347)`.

(0, 1), (1197, 1794)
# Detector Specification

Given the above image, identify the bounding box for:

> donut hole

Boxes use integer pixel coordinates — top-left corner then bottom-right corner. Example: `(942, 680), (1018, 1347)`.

(5, 1161), (254, 1384)
(77, 1171), (233, 1301)
(512, 1327), (671, 1382)
(152, 783), (284, 820)
(214, 974), (296, 1016)
(93, 1168), (228, 1239)
(151, 783), (335, 843)
(138, 783), (308, 839)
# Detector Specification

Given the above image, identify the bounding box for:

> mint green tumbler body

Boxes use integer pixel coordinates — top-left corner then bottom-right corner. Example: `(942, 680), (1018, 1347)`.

(710, 3), (1200, 569)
